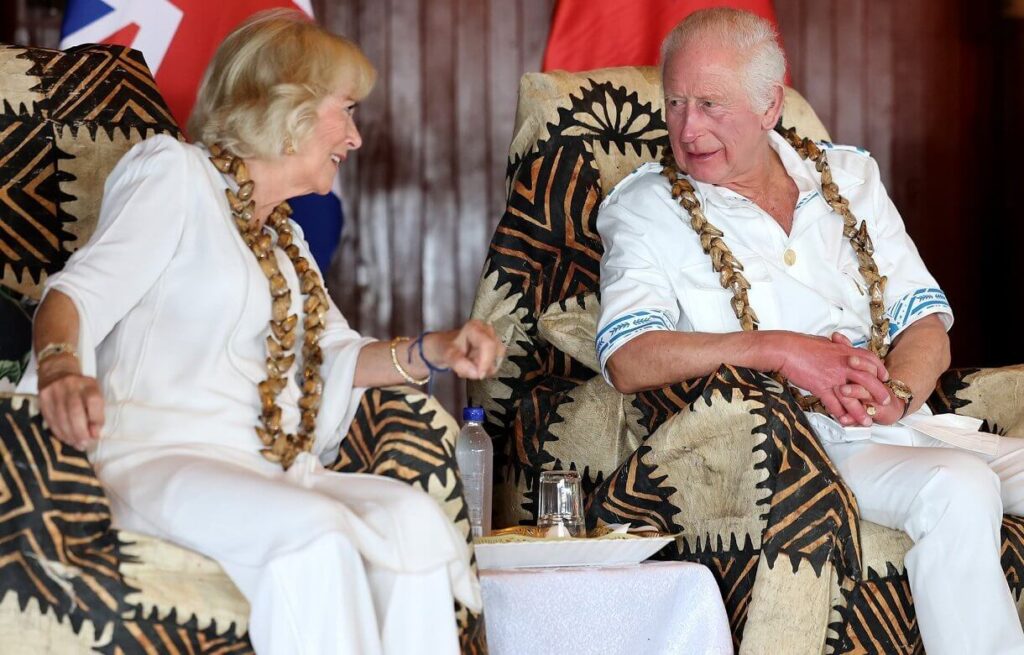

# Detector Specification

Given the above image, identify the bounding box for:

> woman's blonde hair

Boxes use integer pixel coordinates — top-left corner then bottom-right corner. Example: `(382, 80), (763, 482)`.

(188, 9), (376, 159)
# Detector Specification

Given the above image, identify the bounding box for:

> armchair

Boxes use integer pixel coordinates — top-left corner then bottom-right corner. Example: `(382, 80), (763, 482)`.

(468, 66), (1024, 653)
(0, 43), (484, 653)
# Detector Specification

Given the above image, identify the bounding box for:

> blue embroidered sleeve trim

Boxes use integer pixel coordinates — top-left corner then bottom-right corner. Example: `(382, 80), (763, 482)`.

(886, 287), (951, 336)
(596, 309), (673, 366)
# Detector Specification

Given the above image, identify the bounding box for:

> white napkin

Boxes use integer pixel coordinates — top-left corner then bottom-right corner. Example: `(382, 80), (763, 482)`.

(807, 409), (1000, 456)
(899, 413), (1000, 456)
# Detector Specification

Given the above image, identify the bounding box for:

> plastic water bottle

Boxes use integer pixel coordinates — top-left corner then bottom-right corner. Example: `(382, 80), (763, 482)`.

(456, 406), (492, 538)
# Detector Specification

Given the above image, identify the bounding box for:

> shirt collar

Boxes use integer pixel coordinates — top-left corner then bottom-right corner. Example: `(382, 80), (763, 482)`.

(690, 130), (865, 210)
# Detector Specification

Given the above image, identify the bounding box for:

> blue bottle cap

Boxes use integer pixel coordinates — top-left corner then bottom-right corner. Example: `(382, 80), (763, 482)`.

(463, 406), (485, 422)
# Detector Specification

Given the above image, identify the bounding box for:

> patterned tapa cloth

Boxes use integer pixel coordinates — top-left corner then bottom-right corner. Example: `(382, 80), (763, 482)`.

(0, 44), (486, 654)
(468, 65), (1024, 653)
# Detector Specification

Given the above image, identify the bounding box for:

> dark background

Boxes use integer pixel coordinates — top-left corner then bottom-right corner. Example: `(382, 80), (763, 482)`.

(5, 0), (1024, 412)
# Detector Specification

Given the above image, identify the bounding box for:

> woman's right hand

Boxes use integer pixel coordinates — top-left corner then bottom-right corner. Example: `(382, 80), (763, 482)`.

(37, 355), (105, 450)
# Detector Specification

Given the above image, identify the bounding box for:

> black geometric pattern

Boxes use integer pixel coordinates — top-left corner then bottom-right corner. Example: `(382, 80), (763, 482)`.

(0, 114), (76, 283)
(547, 79), (667, 159)
(15, 44), (177, 135)
(99, 606), (254, 655)
(0, 44), (181, 294)
(927, 367), (980, 415)
(1003, 515), (1024, 599)
(0, 394), (255, 652)
(828, 563), (921, 655)
(677, 532), (760, 651)
(633, 365), (862, 578)
(586, 442), (681, 534)
(1, 398), (121, 627)
(484, 139), (608, 503)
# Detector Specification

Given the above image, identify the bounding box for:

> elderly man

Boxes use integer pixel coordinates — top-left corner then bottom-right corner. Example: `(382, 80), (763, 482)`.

(596, 7), (1024, 654)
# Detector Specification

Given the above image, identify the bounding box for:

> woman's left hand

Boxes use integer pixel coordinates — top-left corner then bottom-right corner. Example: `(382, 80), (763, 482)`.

(429, 320), (505, 380)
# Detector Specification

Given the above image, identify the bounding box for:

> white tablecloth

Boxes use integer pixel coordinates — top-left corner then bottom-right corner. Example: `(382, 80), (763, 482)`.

(479, 560), (733, 654)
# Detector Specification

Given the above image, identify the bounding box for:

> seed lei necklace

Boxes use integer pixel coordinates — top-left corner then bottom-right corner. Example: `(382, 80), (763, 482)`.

(209, 144), (327, 470)
(659, 126), (890, 411)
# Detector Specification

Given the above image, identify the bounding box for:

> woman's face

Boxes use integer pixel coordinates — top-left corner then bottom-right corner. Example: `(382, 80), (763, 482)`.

(289, 88), (363, 195)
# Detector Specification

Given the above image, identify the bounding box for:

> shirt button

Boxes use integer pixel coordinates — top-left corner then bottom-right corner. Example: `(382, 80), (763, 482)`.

(784, 249), (797, 266)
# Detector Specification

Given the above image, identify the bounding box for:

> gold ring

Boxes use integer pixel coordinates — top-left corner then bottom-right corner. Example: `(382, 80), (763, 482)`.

(865, 405), (877, 417)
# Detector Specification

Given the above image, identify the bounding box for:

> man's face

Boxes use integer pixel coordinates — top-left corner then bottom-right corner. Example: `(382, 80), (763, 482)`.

(663, 42), (774, 187)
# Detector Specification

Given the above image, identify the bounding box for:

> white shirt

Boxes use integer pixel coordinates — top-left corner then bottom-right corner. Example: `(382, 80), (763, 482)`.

(596, 130), (953, 379)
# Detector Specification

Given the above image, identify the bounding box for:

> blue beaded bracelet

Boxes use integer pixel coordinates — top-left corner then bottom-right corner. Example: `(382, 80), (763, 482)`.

(407, 331), (451, 396)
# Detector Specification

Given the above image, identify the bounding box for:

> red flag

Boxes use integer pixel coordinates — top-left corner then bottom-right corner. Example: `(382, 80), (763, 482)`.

(542, 0), (781, 72)
(60, 0), (315, 131)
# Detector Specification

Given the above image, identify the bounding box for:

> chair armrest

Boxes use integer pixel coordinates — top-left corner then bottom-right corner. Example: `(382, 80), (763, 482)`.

(0, 393), (125, 630)
(324, 386), (486, 653)
(929, 365), (1024, 436)
(588, 365), (863, 579)
(327, 385), (460, 482)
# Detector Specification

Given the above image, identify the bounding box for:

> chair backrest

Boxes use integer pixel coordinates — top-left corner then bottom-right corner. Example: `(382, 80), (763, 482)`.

(469, 66), (830, 526)
(0, 43), (179, 388)
(507, 66), (829, 202)
(0, 43), (180, 299)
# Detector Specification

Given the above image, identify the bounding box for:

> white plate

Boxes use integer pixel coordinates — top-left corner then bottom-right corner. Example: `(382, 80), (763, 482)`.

(475, 536), (674, 570)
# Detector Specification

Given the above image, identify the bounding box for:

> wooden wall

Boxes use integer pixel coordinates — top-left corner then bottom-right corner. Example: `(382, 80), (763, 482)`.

(7, 0), (1024, 414)
(3, 0), (62, 46)
(776, 0), (1015, 369)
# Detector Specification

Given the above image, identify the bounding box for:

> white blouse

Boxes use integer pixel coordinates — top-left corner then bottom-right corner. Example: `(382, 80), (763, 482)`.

(19, 135), (375, 465)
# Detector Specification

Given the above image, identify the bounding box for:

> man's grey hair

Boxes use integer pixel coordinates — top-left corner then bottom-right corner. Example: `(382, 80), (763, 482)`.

(660, 8), (786, 113)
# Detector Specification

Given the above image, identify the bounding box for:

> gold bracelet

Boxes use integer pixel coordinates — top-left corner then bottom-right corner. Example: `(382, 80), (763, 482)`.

(37, 342), (78, 366)
(389, 337), (429, 385)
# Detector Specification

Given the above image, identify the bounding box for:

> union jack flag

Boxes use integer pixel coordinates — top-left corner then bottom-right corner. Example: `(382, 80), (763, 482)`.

(60, 0), (346, 273)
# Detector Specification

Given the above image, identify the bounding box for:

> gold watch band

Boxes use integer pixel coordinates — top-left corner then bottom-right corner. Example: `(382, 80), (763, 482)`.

(885, 378), (914, 419)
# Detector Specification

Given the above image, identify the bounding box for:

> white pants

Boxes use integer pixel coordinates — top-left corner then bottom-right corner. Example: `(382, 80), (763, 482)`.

(95, 446), (474, 655)
(234, 535), (459, 655)
(821, 428), (1024, 655)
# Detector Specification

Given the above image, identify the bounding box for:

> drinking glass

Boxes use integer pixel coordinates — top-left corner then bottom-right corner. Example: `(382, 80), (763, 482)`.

(536, 470), (586, 537)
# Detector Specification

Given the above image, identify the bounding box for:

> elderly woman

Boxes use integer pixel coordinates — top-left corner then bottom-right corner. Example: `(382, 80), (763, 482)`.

(596, 8), (1024, 654)
(18, 10), (501, 655)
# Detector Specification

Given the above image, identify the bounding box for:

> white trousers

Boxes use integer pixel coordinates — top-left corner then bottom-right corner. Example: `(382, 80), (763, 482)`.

(96, 447), (472, 655)
(233, 535), (459, 655)
(821, 429), (1024, 655)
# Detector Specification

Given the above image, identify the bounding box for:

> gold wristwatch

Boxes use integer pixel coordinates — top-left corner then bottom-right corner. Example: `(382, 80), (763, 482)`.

(885, 378), (914, 418)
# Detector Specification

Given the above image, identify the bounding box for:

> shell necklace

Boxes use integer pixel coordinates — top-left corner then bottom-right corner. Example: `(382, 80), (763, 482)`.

(660, 126), (890, 408)
(209, 144), (327, 470)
